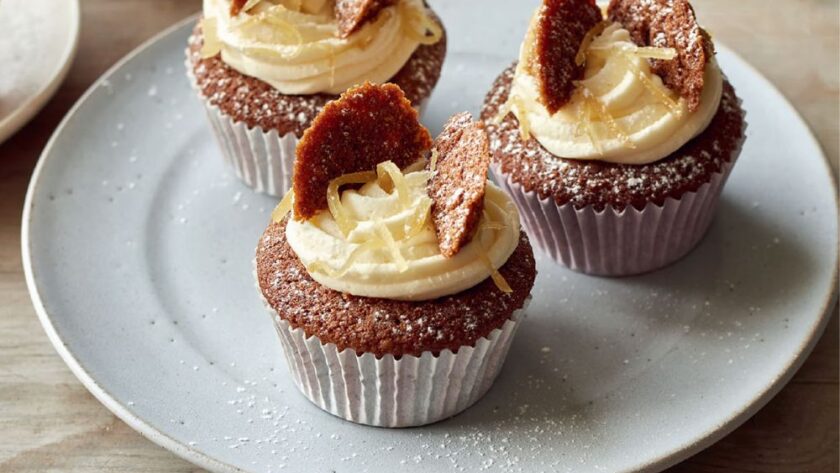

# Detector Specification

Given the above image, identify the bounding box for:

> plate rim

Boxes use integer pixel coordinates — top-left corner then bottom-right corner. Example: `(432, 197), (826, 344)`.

(0, 0), (81, 144)
(20, 14), (839, 473)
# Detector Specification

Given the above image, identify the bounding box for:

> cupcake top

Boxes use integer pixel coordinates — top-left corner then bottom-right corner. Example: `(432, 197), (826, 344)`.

(270, 83), (522, 302)
(498, 0), (722, 165)
(200, 0), (442, 95)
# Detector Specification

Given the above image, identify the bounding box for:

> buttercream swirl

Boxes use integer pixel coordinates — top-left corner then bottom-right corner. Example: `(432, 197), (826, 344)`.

(201, 0), (439, 95)
(506, 21), (722, 165)
(285, 167), (521, 301)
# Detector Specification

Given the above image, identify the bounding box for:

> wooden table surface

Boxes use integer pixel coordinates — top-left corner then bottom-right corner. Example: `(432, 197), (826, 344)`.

(0, 1), (836, 471)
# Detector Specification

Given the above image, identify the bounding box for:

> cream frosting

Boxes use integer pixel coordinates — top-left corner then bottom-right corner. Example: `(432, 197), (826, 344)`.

(285, 166), (521, 301)
(506, 21), (722, 165)
(201, 0), (439, 95)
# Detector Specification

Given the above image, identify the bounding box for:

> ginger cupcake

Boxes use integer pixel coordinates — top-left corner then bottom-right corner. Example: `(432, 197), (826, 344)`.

(187, 0), (446, 196)
(256, 83), (535, 427)
(481, 0), (746, 276)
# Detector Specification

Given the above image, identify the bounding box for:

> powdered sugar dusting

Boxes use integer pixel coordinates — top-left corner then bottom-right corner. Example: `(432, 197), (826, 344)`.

(481, 65), (746, 211)
(186, 17), (445, 136)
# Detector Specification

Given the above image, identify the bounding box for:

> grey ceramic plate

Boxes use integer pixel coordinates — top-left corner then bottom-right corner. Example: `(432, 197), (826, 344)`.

(23, 2), (838, 472)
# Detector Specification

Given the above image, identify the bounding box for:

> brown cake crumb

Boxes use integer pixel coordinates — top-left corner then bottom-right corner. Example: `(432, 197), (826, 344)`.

(480, 64), (746, 211)
(335, 0), (397, 38)
(257, 221), (536, 358)
(608, 0), (712, 113)
(293, 83), (432, 220)
(186, 17), (446, 136)
(531, 0), (603, 114)
(427, 113), (491, 258)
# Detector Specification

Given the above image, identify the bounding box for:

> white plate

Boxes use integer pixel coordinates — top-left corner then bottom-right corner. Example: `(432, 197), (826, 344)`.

(0, 0), (79, 144)
(23, 3), (838, 472)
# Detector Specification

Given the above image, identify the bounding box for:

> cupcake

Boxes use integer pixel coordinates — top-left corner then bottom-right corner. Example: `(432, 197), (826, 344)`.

(187, 0), (446, 196)
(481, 0), (747, 276)
(256, 83), (536, 427)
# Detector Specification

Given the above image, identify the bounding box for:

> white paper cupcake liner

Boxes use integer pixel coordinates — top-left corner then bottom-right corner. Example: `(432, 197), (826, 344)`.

(188, 59), (429, 197)
(491, 145), (743, 276)
(269, 299), (528, 428)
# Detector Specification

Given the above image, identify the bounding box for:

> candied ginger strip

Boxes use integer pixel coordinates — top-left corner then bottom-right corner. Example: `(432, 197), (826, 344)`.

(497, 96), (532, 140)
(580, 85), (636, 150)
(404, 198), (433, 239)
(620, 52), (684, 116)
(271, 190), (295, 223)
(428, 149), (439, 173)
(308, 240), (377, 278)
(576, 91), (604, 156)
(479, 252), (513, 294)
(376, 161), (411, 209)
(374, 220), (409, 272)
(631, 46), (677, 60)
(327, 171), (377, 236)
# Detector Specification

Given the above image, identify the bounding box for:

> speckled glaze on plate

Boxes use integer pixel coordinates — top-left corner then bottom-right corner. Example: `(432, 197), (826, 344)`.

(22, 2), (838, 472)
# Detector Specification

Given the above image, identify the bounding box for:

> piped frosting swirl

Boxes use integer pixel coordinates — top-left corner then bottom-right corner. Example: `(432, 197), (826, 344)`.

(503, 19), (722, 165)
(201, 0), (441, 95)
(284, 165), (520, 301)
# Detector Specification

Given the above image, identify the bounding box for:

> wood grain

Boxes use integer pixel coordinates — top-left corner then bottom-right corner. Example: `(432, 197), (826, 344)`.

(0, 0), (836, 472)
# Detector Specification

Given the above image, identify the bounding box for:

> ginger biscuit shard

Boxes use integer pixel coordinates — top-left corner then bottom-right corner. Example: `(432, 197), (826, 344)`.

(335, 0), (397, 38)
(531, 0), (603, 114)
(230, 0), (248, 16)
(427, 113), (492, 258)
(293, 82), (432, 220)
(608, 0), (713, 113)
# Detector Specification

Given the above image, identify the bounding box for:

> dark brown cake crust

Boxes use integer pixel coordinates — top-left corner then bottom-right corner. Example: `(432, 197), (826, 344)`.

(186, 15), (446, 137)
(480, 64), (746, 211)
(256, 222), (536, 358)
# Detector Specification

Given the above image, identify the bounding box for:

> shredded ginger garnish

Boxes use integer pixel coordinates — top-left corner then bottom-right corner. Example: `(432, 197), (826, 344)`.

(618, 51), (684, 117)
(575, 89), (604, 156)
(428, 149), (439, 173)
(376, 161), (411, 209)
(475, 211), (513, 294)
(271, 189), (295, 223)
(373, 219), (409, 272)
(307, 240), (378, 278)
(314, 162), (432, 275)
(495, 95), (532, 141)
(587, 43), (678, 62)
(484, 254), (513, 294)
(237, 5), (306, 60)
(327, 171), (377, 236)
(305, 162), (514, 294)
(576, 84), (636, 151)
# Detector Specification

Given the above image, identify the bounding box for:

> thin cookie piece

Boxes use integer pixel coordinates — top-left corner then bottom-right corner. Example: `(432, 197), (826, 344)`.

(230, 0), (248, 16)
(335, 0), (397, 38)
(427, 113), (491, 258)
(530, 0), (603, 114)
(608, 0), (713, 113)
(293, 82), (432, 220)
